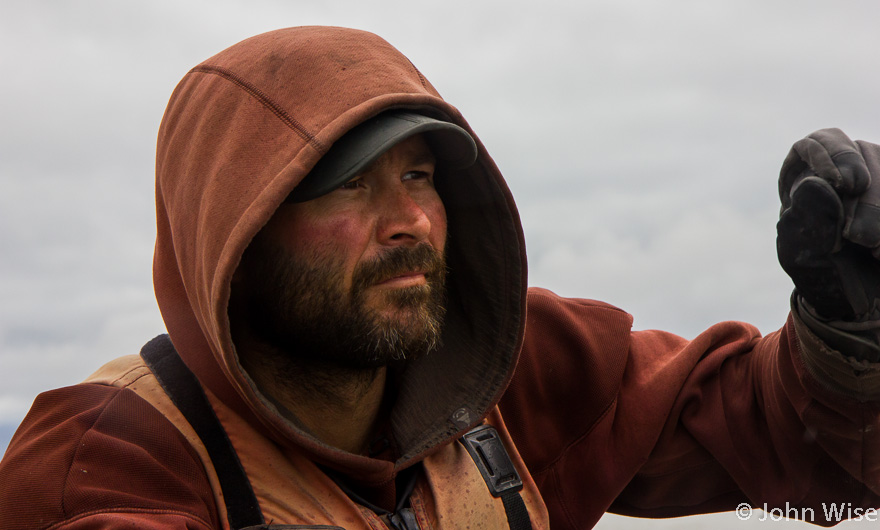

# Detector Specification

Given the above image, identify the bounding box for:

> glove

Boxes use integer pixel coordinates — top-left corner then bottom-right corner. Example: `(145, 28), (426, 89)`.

(777, 128), (880, 361)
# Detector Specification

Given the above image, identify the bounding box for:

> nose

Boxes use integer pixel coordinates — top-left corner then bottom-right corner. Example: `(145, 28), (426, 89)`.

(375, 185), (433, 246)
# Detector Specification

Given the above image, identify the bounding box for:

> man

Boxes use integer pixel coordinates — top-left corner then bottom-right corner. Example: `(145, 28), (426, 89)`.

(2, 26), (880, 530)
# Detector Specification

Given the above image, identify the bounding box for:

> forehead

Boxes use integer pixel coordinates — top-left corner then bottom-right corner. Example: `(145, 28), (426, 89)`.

(354, 134), (436, 177)
(274, 134), (440, 221)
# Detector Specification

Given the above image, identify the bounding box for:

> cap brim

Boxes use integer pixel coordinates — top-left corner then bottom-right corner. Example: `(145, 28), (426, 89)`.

(290, 111), (478, 202)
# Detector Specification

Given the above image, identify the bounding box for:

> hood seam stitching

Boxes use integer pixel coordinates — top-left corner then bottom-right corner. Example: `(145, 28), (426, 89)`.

(190, 65), (326, 152)
(404, 59), (428, 89)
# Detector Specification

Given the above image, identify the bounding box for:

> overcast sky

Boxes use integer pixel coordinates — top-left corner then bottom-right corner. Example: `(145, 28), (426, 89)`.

(3, 1), (880, 527)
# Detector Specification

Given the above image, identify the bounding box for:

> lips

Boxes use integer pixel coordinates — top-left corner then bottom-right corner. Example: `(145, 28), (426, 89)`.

(373, 270), (429, 287)
(376, 270), (428, 287)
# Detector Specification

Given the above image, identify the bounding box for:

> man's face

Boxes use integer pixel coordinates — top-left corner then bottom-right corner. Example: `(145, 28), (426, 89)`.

(235, 135), (448, 367)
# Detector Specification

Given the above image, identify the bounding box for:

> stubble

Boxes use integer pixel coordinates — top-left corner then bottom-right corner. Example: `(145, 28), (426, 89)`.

(233, 238), (447, 378)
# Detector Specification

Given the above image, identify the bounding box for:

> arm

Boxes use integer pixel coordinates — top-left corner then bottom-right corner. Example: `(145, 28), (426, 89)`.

(502, 291), (880, 530)
(500, 131), (880, 529)
(0, 384), (219, 530)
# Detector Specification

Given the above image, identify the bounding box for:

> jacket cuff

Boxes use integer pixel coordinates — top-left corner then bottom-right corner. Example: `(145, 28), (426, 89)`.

(794, 295), (880, 401)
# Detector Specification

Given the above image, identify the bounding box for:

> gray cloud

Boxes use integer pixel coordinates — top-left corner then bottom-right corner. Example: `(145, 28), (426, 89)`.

(2, 2), (879, 527)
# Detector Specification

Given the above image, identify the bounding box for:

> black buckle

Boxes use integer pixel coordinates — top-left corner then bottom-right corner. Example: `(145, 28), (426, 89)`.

(460, 425), (523, 497)
(388, 508), (420, 530)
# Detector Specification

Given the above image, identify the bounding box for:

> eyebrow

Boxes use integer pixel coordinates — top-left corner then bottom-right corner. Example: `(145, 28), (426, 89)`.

(362, 149), (437, 176)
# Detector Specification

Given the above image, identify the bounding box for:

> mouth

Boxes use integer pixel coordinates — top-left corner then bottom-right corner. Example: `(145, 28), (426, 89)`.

(374, 270), (429, 288)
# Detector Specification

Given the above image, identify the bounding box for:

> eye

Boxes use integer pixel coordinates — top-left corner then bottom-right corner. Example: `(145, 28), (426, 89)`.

(339, 178), (364, 190)
(402, 170), (433, 183)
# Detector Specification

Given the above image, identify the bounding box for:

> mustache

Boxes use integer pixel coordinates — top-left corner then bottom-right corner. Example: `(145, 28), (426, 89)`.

(351, 243), (446, 291)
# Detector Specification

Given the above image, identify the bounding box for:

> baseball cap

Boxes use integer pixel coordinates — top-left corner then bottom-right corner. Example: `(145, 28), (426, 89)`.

(288, 111), (478, 202)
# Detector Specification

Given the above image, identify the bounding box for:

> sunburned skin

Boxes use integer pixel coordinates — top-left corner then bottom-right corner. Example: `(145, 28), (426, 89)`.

(231, 134), (448, 454)
(267, 134), (447, 321)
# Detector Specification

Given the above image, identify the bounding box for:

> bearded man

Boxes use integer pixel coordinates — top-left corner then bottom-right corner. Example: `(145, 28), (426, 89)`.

(3, 26), (880, 530)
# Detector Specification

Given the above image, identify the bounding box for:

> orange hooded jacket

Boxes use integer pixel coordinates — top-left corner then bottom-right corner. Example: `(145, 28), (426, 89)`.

(2, 26), (880, 530)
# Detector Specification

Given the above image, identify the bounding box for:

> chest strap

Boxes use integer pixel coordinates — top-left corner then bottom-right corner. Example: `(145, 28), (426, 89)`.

(142, 334), (532, 530)
(141, 335), (264, 529)
(461, 425), (534, 530)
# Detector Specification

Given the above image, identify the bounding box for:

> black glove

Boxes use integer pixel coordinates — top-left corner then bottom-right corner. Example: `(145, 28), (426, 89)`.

(777, 129), (880, 360)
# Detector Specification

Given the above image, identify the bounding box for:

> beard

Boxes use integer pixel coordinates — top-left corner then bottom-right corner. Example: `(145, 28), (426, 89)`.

(234, 238), (447, 370)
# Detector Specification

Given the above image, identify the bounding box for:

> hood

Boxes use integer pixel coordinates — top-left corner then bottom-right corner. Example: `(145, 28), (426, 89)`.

(153, 26), (527, 477)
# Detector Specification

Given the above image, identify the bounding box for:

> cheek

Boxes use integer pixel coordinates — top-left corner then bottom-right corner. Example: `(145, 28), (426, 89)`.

(283, 212), (370, 269)
(299, 221), (361, 252)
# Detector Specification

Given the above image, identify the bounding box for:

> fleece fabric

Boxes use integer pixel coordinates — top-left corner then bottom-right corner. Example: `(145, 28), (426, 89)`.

(3, 26), (880, 530)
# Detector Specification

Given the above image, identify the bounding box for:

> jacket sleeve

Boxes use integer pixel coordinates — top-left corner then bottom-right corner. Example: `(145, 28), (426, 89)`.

(499, 287), (880, 530)
(0, 383), (220, 530)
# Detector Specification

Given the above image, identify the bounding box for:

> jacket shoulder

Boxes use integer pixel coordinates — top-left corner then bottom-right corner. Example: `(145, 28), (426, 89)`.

(0, 382), (218, 530)
(525, 287), (634, 347)
(505, 289), (634, 460)
(527, 286), (632, 316)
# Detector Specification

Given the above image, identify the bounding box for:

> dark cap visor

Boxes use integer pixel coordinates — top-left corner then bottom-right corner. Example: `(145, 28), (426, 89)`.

(289, 111), (478, 202)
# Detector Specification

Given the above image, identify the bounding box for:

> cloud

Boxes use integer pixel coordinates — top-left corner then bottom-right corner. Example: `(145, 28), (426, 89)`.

(3, 4), (880, 526)
(523, 190), (792, 336)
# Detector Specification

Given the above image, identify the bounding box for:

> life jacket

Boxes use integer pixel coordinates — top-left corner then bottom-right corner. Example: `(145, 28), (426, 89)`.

(84, 335), (549, 529)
